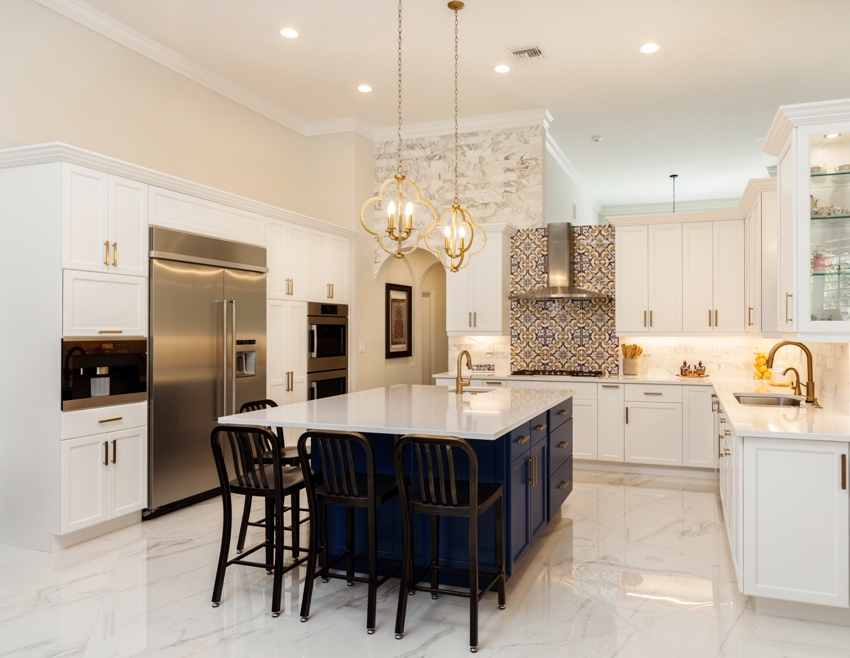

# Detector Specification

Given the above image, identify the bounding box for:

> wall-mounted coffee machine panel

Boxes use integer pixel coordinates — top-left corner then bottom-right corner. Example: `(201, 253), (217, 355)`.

(61, 339), (147, 410)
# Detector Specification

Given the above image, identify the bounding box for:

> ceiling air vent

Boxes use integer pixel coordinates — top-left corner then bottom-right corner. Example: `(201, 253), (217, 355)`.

(509, 46), (545, 63)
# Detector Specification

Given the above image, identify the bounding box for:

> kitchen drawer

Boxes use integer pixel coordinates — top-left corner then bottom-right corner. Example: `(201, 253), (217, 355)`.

(508, 421), (533, 463)
(549, 456), (573, 520)
(507, 380), (597, 401)
(549, 397), (573, 431)
(625, 384), (682, 403)
(62, 401), (147, 440)
(530, 412), (548, 446)
(549, 418), (573, 475)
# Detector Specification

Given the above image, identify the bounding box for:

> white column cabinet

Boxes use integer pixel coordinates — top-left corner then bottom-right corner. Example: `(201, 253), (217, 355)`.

(63, 270), (147, 337)
(267, 300), (308, 406)
(683, 387), (715, 467)
(647, 224), (682, 332)
(682, 222), (714, 332)
(597, 383), (625, 461)
(615, 226), (648, 333)
(713, 220), (746, 331)
(624, 402), (683, 466)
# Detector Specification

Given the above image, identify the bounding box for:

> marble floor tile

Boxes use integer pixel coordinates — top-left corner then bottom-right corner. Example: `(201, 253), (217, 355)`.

(0, 477), (847, 657)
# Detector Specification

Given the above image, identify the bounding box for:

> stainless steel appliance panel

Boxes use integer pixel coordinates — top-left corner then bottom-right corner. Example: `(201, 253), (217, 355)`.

(307, 303), (349, 374)
(224, 268), (266, 412)
(307, 368), (348, 400)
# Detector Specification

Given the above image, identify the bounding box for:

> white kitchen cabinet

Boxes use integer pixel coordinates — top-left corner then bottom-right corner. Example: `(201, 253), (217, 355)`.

(63, 164), (109, 273)
(572, 399), (598, 460)
(267, 219), (308, 300)
(306, 230), (350, 303)
(718, 420), (742, 583)
(108, 176), (149, 277)
(445, 224), (515, 336)
(597, 383), (625, 461)
(63, 270), (147, 337)
(743, 437), (849, 607)
(713, 220), (745, 331)
(777, 145), (797, 332)
(267, 299), (308, 406)
(624, 401), (682, 466)
(682, 222), (714, 332)
(61, 426), (147, 534)
(614, 225), (648, 333)
(327, 235), (350, 303)
(682, 387), (715, 468)
(745, 195), (762, 332)
(647, 223), (682, 332)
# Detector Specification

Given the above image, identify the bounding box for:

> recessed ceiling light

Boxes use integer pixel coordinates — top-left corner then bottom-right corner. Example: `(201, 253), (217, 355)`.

(494, 64), (511, 73)
(591, 135), (603, 143)
(280, 28), (299, 39)
(639, 43), (661, 54)
(825, 133), (842, 139)
(357, 85), (372, 93)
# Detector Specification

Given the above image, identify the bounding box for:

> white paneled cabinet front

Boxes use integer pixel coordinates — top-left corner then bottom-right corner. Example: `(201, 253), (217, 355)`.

(597, 384), (625, 461)
(572, 399), (598, 460)
(712, 220), (746, 331)
(108, 176), (149, 277)
(446, 264), (473, 333)
(624, 402), (683, 465)
(327, 235), (350, 303)
(306, 231), (350, 303)
(63, 164), (109, 273)
(267, 300), (308, 406)
(743, 437), (849, 607)
(647, 224), (682, 332)
(63, 270), (147, 337)
(615, 226), (648, 333)
(682, 222), (714, 331)
(107, 427), (147, 518)
(745, 195), (762, 332)
(682, 387), (715, 467)
(267, 219), (308, 300)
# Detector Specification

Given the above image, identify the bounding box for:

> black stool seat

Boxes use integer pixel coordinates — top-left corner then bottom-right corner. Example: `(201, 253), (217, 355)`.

(410, 482), (502, 516)
(316, 472), (400, 506)
(230, 464), (305, 497)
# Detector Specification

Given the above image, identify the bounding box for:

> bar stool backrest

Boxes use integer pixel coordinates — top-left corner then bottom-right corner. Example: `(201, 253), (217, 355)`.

(239, 399), (284, 442)
(298, 430), (375, 500)
(394, 435), (477, 509)
(211, 425), (283, 496)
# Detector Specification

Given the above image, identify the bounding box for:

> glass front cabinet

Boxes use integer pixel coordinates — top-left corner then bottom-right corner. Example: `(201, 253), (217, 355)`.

(765, 99), (850, 336)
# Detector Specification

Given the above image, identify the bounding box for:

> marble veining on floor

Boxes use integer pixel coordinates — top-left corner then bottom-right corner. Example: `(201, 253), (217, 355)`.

(2, 472), (850, 657)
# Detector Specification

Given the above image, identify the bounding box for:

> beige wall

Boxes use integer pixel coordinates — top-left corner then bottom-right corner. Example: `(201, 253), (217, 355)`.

(0, 0), (307, 212)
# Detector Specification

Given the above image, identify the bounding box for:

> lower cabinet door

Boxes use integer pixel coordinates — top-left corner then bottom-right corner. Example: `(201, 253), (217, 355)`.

(571, 399), (598, 460)
(743, 437), (850, 607)
(108, 427), (147, 519)
(530, 441), (547, 541)
(624, 402), (683, 465)
(61, 434), (109, 534)
(549, 457), (573, 521)
(509, 455), (530, 565)
(683, 387), (715, 467)
(598, 383), (625, 461)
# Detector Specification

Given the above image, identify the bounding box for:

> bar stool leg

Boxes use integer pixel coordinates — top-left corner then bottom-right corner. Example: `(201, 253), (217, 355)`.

(291, 491), (301, 558)
(366, 505), (378, 634)
(345, 507), (355, 585)
(319, 502), (330, 583)
(271, 491), (285, 617)
(394, 503), (412, 639)
(495, 497), (506, 610)
(300, 491), (319, 623)
(264, 498), (274, 574)
(430, 515), (440, 598)
(468, 514), (479, 653)
(236, 494), (252, 553)
(211, 486), (232, 607)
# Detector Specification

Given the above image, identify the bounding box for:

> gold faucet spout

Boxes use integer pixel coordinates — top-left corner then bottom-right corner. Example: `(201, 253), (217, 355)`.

(456, 350), (473, 394)
(767, 341), (821, 408)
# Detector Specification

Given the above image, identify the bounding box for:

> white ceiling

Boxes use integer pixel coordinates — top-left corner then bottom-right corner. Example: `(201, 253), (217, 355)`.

(81, 0), (850, 210)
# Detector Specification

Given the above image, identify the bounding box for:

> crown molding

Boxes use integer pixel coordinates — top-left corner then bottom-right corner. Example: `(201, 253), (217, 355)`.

(606, 205), (742, 226)
(763, 98), (850, 156)
(0, 142), (357, 236)
(543, 132), (602, 215)
(304, 117), (376, 141)
(373, 109), (549, 142)
(737, 177), (777, 215)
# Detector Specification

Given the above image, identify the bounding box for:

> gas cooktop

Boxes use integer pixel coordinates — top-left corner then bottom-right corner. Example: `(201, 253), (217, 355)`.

(511, 369), (603, 378)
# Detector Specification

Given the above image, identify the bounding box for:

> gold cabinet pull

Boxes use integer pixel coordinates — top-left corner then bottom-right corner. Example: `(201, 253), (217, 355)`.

(558, 441), (569, 449)
(103, 441), (109, 466)
(643, 310), (647, 327)
(535, 424), (547, 432)
(650, 310), (653, 327)
(517, 435), (530, 445)
(557, 409), (569, 416)
(626, 407), (629, 423)
(98, 330), (123, 334)
(601, 384), (620, 389)
(644, 391), (663, 396)
(558, 480), (570, 490)
(104, 241), (110, 265)
(485, 381), (503, 386)
(473, 311), (477, 327)
(112, 242), (118, 267)
(709, 309), (712, 327)
(111, 439), (116, 464)
(715, 309), (719, 326)
(748, 307), (753, 326)
(528, 456), (534, 485)
(98, 416), (123, 424)
(786, 292), (793, 323)
(469, 311), (472, 327)
(842, 454), (847, 490)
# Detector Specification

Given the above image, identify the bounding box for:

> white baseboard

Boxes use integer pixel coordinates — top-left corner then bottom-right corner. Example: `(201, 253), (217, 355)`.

(574, 460), (717, 480)
(755, 596), (850, 626)
(51, 513), (140, 551)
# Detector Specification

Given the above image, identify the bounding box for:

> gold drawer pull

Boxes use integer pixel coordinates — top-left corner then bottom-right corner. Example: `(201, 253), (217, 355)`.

(517, 435), (530, 445)
(485, 381), (503, 386)
(98, 416), (123, 424)
(112, 242), (118, 267)
(535, 424), (547, 432)
(558, 480), (570, 490)
(557, 409), (569, 416)
(99, 330), (123, 334)
(559, 441), (569, 449)
(643, 392), (663, 396)
(601, 384), (620, 388)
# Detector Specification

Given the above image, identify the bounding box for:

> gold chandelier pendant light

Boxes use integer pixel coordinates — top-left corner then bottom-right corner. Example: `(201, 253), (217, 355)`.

(359, 0), (437, 260)
(426, 1), (486, 273)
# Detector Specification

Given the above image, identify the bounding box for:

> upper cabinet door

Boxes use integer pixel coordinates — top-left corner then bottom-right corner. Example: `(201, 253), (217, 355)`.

(777, 147), (797, 331)
(647, 224), (682, 332)
(285, 224), (308, 300)
(745, 196), (762, 332)
(63, 164), (109, 273)
(108, 176), (148, 277)
(470, 230), (503, 332)
(713, 220), (745, 331)
(682, 222), (714, 332)
(63, 270), (147, 337)
(327, 235), (350, 303)
(306, 230), (329, 301)
(266, 219), (287, 299)
(446, 265), (473, 333)
(615, 226), (648, 333)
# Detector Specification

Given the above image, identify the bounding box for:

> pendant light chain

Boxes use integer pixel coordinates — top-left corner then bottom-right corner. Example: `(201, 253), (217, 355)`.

(397, 0), (403, 176)
(453, 6), (459, 206)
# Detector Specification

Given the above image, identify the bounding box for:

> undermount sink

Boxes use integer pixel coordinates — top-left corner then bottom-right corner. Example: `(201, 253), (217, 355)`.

(459, 387), (494, 395)
(733, 392), (805, 407)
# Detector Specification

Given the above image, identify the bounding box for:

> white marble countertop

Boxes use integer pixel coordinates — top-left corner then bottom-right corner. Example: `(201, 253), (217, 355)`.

(218, 384), (574, 441)
(433, 371), (714, 386)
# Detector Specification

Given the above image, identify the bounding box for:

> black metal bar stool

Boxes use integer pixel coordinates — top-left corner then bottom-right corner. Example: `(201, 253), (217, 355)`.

(235, 399), (310, 557)
(297, 430), (402, 634)
(392, 434), (506, 653)
(210, 425), (308, 617)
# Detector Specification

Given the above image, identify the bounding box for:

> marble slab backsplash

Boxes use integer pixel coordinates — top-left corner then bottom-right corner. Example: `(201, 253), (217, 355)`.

(448, 336), (511, 376)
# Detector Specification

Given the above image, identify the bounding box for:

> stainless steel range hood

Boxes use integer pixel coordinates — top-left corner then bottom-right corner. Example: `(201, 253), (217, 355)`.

(510, 222), (608, 300)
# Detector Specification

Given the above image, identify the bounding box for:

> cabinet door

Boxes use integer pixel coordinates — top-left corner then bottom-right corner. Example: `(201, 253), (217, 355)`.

(571, 399), (598, 460)
(647, 224), (682, 332)
(615, 226), (648, 333)
(713, 220), (745, 331)
(284, 301), (308, 405)
(777, 147), (796, 331)
(746, 196), (762, 332)
(509, 455), (530, 566)
(683, 387), (714, 467)
(682, 222), (714, 332)
(529, 441), (547, 541)
(598, 383), (625, 461)
(63, 270), (147, 337)
(266, 299), (287, 404)
(61, 434), (109, 534)
(285, 223), (308, 300)
(266, 219), (287, 299)
(743, 438), (849, 607)
(108, 176), (148, 277)
(624, 402), (683, 465)
(63, 164), (109, 273)
(327, 235), (350, 303)
(470, 231), (503, 332)
(306, 231), (329, 301)
(446, 265), (473, 333)
(107, 427), (147, 519)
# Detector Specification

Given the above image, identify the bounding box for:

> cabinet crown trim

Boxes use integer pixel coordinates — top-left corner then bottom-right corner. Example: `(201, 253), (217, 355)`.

(763, 98), (850, 156)
(608, 208), (743, 227)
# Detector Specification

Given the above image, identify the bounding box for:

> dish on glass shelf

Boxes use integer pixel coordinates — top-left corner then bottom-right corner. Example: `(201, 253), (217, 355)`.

(837, 164), (850, 172)
(811, 164), (829, 174)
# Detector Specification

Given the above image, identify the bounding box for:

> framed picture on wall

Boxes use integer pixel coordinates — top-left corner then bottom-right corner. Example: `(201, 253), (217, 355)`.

(385, 283), (412, 359)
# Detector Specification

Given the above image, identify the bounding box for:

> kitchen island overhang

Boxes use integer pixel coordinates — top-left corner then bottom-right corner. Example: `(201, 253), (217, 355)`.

(219, 384), (575, 578)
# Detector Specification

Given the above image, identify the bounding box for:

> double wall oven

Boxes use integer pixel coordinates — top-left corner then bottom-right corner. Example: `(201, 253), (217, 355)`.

(308, 302), (348, 400)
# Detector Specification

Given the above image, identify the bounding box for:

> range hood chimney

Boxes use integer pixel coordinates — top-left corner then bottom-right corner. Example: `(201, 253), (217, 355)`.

(510, 222), (607, 300)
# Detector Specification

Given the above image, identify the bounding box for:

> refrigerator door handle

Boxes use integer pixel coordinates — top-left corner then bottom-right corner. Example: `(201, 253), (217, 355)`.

(310, 325), (318, 359)
(219, 299), (227, 417)
(229, 300), (236, 415)
(310, 381), (317, 400)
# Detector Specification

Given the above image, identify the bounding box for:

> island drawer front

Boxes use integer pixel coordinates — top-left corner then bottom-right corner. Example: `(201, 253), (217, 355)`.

(549, 397), (573, 432)
(549, 418), (573, 476)
(508, 422), (533, 462)
(62, 401), (148, 440)
(550, 456), (573, 519)
(530, 412), (549, 447)
(625, 384), (682, 403)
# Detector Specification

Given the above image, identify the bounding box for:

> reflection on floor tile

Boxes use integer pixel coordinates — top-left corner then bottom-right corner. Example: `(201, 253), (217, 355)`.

(0, 478), (847, 657)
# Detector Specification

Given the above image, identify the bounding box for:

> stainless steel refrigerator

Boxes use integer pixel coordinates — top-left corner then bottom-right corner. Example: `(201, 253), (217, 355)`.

(147, 227), (266, 514)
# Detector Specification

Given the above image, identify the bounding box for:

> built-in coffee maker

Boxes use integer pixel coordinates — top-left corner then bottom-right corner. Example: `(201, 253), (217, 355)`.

(61, 339), (147, 410)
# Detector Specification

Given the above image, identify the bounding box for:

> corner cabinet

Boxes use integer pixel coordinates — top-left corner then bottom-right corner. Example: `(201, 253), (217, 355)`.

(446, 223), (517, 336)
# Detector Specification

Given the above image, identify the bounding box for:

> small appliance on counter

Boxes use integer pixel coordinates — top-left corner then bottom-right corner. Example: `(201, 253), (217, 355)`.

(61, 339), (147, 410)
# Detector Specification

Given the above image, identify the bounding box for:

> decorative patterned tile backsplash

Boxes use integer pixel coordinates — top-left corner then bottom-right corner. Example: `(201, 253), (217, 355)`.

(510, 226), (619, 374)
